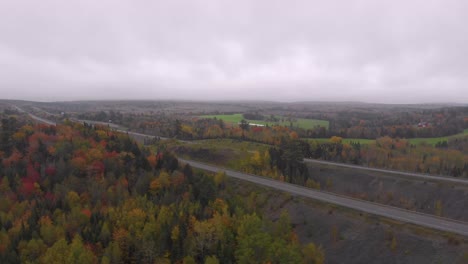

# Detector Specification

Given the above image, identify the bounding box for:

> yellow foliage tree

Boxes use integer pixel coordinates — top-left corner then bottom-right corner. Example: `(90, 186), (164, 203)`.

(149, 179), (161, 195)
(159, 171), (171, 188)
(302, 243), (325, 264)
(329, 136), (343, 144)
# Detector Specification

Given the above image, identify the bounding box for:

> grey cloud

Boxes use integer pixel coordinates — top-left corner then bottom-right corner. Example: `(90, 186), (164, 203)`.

(0, 0), (467, 103)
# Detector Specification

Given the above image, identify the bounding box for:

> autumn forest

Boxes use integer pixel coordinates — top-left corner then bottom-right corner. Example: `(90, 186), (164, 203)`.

(1, 100), (468, 263)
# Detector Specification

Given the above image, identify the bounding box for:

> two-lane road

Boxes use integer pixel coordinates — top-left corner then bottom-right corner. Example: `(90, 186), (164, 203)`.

(180, 159), (468, 237)
(27, 114), (56, 126)
(13, 105), (57, 126)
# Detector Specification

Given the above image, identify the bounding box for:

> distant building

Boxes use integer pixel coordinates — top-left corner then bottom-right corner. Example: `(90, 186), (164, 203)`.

(417, 121), (430, 128)
(237, 122), (265, 127)
(248, 123), (265, 127)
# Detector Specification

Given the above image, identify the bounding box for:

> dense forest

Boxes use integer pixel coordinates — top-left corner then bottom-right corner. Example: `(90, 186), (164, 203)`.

(0, 118), (324, 263)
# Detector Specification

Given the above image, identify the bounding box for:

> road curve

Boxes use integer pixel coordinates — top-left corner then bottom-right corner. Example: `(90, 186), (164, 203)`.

(26, 113), (57, 126)
(21, 106), (171, 141)
(304, 158), (468, 185)
(29, 114), (56, 126)
(12, 105), (57, 126)
(180, 158), (468, 237)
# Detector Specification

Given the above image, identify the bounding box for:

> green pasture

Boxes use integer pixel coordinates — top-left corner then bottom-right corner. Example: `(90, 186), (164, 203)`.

(199, 113), (329, 129)
(200, 114), (244, 123)
(307, 129), (467, 146)
(406, 129), (468, 146)
(306, 138), (376, 145)
(406, 137), (448, 146)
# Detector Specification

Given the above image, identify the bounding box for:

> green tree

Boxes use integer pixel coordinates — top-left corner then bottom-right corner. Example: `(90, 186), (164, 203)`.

(214, 171), (226, 187)
(99, 222), (112, 246)
(183, 256), (197, 264)
(67, 235), (97, 263)
(434, 200), (443, 217)
(274, 211), (292, 240)
(18, 238), (47, 263)
(239, 119), (249, 139)
(205, 255), (220, 264)
(40, 238), (69, 264)
(302, 243), (325, 264)
(236, 214), (271, 263)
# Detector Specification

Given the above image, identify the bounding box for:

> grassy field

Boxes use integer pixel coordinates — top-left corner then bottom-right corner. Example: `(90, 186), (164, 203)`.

(307, 138), (376, 144)
(199, 113), (329, 129)
(164, 138), (270, 170)
(200, 114), (245, 123)
(406, 129), (468, 146)
(406, 137), (449, 145)
(308, 129), (468, 146)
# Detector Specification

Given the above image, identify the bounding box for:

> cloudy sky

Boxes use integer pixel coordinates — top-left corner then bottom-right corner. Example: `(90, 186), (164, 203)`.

(0, 0), (467, 103)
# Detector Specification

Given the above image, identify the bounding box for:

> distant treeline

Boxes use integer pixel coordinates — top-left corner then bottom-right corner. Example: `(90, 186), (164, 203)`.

(75, 106), (468, 140)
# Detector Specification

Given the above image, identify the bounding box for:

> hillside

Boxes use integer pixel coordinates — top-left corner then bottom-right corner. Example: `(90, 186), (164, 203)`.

(0, 120), (323, 263)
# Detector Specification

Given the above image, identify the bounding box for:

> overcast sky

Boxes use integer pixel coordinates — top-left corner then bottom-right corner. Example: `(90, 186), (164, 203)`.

(0, 0), (467, 103)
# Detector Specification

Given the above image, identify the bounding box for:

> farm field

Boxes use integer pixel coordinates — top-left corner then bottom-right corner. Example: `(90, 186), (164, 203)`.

(406, 129), (468, 145)
(406, 137), (451, 145)
(308, 129), (468, 146)
(199, 113), (329, 129)
(307, 138), (376, 144)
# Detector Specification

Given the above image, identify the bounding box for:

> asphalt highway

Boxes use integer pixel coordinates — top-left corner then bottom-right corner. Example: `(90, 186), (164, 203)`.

(180, 158), (468, 237)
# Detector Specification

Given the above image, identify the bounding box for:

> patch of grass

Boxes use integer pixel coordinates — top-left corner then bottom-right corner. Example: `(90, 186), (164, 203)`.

(407, 130), (467, 146)
(167, 138), (270, 170)
(306, 138), (376, 145)
(199, 113), (329, 129)
(406, 137), (448, 146)
(199, 113), (245, 123)
(306, 129), (468, 146)
(343, 138), (375, 144)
